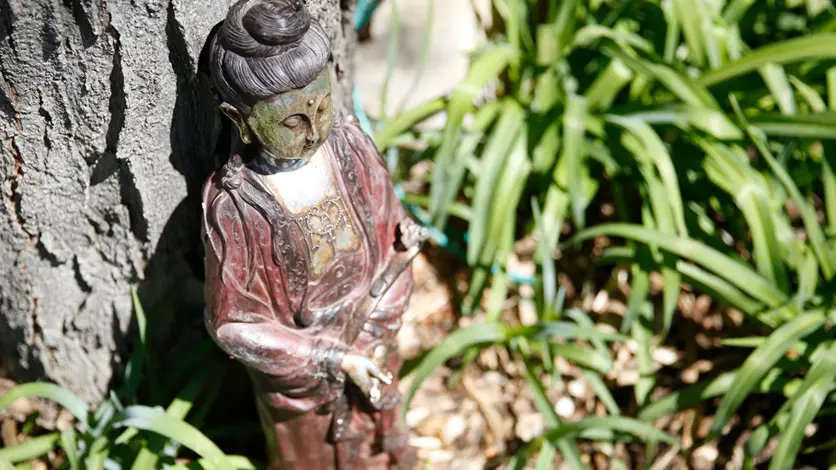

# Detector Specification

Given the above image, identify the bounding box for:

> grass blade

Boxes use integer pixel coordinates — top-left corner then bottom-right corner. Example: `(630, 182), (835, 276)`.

(520, 358), (585, 470)
(550, 343), (612, 374)
(429, 45), (518, 227)
(709, 310), (826, 438)
(115, 406), (233, 469)
(759, 63), (797, 115)
(699, 34), (836, 86)
(402, 323), (507, 416)
(60, 429), (80, 470)
(789, 75), (827, 112)
(585, 58), (634, 110)
(769, 375), (832, 470)
(0, 433), (59, 463)
(606, 115), (687, 236)
(374, 97), (446, 149)
(0, 383), (89, 429)
(122, 287), (149, 403)
(731, 99), (836, 280)
(747, 112), (836, 140)
(467, 101), (523, 266)
(674, 0), (720, 68)
(566, 223), (789, 308)
(639, 369), (790, 421)
(564, 94), (590, 229)
(522, 416), (679, 453)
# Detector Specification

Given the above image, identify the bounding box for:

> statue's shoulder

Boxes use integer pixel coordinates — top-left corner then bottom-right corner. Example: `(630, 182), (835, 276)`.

(201, 155), (249, 218)
(331, 111), (382, 161)
(332, 112), (371, 141)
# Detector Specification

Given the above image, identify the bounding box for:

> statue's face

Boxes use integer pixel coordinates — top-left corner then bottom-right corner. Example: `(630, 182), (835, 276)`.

(246, 67), (334, 171)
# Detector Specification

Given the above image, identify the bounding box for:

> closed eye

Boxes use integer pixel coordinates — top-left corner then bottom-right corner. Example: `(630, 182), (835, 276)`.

(283, 115), (303, 128)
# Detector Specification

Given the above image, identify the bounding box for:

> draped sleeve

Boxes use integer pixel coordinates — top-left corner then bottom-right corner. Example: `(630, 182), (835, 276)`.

(337, 117), (415, 344)
(201, 170), (347, 414)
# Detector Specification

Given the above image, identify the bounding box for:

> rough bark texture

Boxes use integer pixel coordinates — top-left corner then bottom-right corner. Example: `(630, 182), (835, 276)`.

(0, 0), (356, 403)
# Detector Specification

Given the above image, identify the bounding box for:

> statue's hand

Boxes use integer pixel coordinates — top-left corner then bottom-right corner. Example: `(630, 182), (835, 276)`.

(340, 353), (392, 398)
(397, 218), (429, 251)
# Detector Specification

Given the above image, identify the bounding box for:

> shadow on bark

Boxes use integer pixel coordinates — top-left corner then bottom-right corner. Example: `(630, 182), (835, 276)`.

(106, 12), (262, 456)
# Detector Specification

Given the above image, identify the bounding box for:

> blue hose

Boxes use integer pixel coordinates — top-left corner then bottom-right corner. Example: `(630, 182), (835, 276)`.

(354, 0), (381, 31)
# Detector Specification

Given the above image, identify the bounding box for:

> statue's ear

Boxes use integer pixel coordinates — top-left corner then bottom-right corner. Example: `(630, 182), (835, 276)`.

(219, 103), (253, 145)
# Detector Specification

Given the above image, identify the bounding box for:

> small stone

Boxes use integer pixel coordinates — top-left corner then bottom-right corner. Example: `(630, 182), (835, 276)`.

(397, 323), (422, 360)
(441, 414), (467, 446)
(567, 378), (588, 399)
(514, 412), (544, 442)
(591, 290), (609, 313)
(554, 396), (575, 418)
(460, 399), (479, 414)
(482, 371), (507, 386)
(55, 409), (74, 432)
(415, 415), (446, 437)
(428, 449), (454, 463)
(692, 445), (719, 465)
(464, 412), (485, 447)
(518, 298), (538, 326)
(511, 398), (533, 415)
(653, 346), (679, 366)
(409, 436), (442, 449)
(405, 407), (430, 428)
(1, 420), (17, 447)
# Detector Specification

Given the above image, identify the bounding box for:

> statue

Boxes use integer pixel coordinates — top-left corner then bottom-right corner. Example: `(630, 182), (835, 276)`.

(201, 1), (427, 468)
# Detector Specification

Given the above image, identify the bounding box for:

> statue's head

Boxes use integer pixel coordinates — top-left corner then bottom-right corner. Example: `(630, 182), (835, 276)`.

(210, 0), (333, 172)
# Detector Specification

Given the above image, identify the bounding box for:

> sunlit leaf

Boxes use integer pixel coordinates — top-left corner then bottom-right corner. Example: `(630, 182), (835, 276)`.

(0, 383), (89, 429)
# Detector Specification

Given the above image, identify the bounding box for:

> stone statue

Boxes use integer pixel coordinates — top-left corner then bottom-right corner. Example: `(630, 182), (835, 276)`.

(200, 0), (427, 468)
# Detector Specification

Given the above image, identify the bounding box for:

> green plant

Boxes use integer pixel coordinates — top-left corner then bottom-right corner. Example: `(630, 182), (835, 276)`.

(378, 0), (836, 466)
(0, 289), (256, 470)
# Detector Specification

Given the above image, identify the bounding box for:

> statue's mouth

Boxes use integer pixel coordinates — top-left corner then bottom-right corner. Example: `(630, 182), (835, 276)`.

(302, 141), (319, 154)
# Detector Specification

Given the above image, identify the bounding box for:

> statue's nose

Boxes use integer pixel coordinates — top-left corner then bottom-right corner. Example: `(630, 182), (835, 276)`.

(307, 124), (319, 143)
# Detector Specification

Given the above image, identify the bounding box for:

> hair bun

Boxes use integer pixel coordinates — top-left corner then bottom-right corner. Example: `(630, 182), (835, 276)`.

(243, 0), (310, 47)
(210, 0), (331, 112)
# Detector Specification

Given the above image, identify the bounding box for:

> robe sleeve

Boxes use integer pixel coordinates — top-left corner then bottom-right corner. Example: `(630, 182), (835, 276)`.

(202, 182), (346, 410)
(340, 118), (416, 344)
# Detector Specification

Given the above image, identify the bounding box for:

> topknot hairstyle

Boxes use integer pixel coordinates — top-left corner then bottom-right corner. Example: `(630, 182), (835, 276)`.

(209, 0), (331, 113)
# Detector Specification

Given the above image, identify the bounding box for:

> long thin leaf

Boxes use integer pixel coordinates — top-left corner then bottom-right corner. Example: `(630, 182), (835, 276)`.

(430, 45), (518, 227)
(0, 383), (89, 429)
(731, 99), (836, 279)
(709, 310), (826, 438)
(524, 416), (679, 455)
(606, 115), (687, 236)
(115, 406), (233, 469)
(699, 34), (836, 86)
(0, 433), (59, 463)
(639, 369), (790, 421)
(60, 429), (80, 470)
(759, 63), (797, 115)
(567, 224), (789, 307)
(769, 375), (832, 470)
(374, 97), (446, 149)
(564, 94), (590, 229)
(520, 358), (585, 470)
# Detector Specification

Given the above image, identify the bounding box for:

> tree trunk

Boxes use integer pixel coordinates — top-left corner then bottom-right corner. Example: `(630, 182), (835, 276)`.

(0, 0), (356, 403)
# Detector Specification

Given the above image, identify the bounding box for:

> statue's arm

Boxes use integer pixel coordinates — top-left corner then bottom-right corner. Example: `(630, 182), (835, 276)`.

(360, 263), (414, 341)
(202, 189), (346, 403)
(342, 117), (421, 340)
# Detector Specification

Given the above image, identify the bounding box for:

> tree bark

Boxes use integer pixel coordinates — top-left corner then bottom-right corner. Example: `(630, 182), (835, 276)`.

(0, 0), (356, 402)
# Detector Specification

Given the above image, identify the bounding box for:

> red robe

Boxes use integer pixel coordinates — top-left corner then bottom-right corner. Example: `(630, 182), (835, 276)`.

(201, 114), (414, 469)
